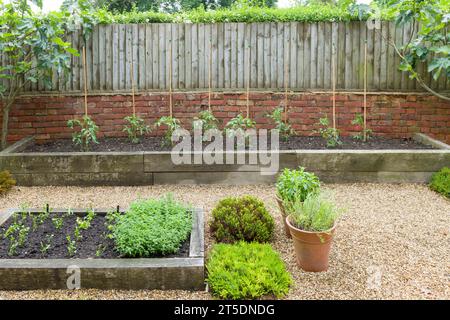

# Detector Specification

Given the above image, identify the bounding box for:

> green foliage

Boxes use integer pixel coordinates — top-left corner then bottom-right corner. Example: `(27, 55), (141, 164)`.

(123, 114), (150, 143)
(316, 117), (342, 148)
(276, 167), (321, 203)
(266, 107), (295, 142)
(66, 234), (77, 256)
(206, 242), (291, 299)
(112, 195), (192, 257)
(0, 0), (93, 149)
(51, 216), (64, 230)
(287, 193), (341, 233)
(154, 115), (182, 147)
(225, 114), (256, 147)
(95, 3), (369, 24)
(40, 234), (54, 256)
(193, 110), (220, 141)
(0, 170), (16, 195)
(67, 115), (99, 151)
(351, 113), (373, 141)
(429, 167), (450, 198)
(210, 196), (274, 243)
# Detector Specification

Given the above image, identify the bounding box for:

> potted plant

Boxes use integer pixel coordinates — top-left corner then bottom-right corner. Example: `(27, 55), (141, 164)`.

(275, 167), (320, 237)
(285, 193), (341, 272)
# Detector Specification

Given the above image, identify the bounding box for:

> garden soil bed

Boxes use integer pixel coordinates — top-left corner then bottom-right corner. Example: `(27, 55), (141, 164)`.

(0, 212), (190, 259)
(22, 136), (433, 153)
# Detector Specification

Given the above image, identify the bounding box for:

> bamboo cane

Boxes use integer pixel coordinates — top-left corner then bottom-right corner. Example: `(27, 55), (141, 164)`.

(364, 42), (367, 142)
(246, 44), (250, 119)
(169, 40), (173, 117)
(284, 48), (289, 123)
(332, 46), (336, 130)
(208, 39), (212, 112)
(82, 46), (88, 117)
(130, 55), (136, 116)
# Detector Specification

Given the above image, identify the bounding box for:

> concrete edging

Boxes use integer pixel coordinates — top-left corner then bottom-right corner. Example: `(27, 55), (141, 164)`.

(0, 208), (205, 290)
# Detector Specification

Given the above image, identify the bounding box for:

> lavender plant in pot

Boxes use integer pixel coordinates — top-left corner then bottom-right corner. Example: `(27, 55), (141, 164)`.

(285, 193), (341, 272)
(275, 167), (320, 237)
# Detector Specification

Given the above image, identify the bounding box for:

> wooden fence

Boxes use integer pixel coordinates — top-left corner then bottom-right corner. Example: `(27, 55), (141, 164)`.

(3, 21), (449, 93)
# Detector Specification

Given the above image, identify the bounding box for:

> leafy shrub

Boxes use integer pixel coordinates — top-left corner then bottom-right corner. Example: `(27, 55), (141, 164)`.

(112, 195), (192, 257)
(123, 114), (150, 143)
(0, 170), (16, 195)
(266, 107), (295, 142)
(96, 5), (378, 24)
(67, 115), (99, 151)
(276, 167), (320, 203)
(154, 115), (182, 147)
(316, 117), (342, 148)
(287, 193), (341, 233)
(429, 167), (450, 199)
(210, 196), (274, 243)
(206, 242), (291, 300)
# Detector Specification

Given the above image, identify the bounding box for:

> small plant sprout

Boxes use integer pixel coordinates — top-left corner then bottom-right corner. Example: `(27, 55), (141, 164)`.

(51, 216), (64, 230)
(17, 225), (30, 247)
(123, 114), (150, 143)
(316, 117), (342, 148)
(95, 244), (106, 257)
(154, 116), (182, 147)
(66, 235), (77, 257)
(8, 237), (19, 256)
(193, 110), (220, 141)
(67, 115), (99, 151)
(224, 114), (256, 147)
(351, 113), (372, 141)
(40, 234), (54, 256)
(266, 107), (295, 142)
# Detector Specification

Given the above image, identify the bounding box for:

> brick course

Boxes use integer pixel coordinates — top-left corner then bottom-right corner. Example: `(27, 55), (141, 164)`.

(2, 92), (449, 144)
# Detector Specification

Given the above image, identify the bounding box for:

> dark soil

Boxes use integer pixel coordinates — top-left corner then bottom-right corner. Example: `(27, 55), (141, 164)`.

(22, 135), (433, 152)
(0, 212), (190, 259)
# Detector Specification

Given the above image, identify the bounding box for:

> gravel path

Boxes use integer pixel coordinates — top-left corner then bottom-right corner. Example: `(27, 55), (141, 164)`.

(0, 184), (448, 300)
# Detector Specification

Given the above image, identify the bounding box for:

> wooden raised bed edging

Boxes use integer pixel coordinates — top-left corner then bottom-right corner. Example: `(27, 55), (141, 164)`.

(0, 135), (449, 185)
(0, 208), (205, 290)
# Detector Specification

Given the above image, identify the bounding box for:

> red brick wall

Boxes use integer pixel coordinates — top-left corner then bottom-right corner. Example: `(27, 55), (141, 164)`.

(2, 92), (450, 144)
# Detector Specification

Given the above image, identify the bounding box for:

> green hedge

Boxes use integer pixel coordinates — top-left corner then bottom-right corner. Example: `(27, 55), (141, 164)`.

(95, 5), (385, 24)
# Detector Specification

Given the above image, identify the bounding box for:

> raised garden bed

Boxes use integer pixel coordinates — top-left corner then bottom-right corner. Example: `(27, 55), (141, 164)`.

(0, 207), (204, 290)
(0, 134), (449, 186)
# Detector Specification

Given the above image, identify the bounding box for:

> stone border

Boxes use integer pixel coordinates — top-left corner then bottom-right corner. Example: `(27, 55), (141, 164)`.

(1, 136), (449, 185)
(0, 208), (204, 290)
(413, 133), (450, 150)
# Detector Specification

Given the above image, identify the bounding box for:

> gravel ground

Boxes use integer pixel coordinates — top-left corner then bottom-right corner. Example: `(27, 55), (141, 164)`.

(0, 184), (448, 300)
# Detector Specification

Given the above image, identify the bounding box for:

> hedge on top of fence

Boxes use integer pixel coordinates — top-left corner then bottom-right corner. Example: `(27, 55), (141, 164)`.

(95, 5), (387, 24)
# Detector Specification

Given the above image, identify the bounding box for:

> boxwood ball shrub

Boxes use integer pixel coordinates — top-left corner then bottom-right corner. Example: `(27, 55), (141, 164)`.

(429, 167), (450, 199)
(112, 195), (192, 257)
(206, 242), (292, 300)
(210, 196), (274, 243)
(276, 167), (321, 203)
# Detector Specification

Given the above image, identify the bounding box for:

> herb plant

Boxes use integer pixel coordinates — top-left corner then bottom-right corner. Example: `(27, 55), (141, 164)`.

(112, 195), (192, 257)
(123, 114), (150, 143)
(210, 196), (274, 244)
(316, 117), (342, 148)
(287, 193), (341, 233)
(276, 167), (321, 204)
(206, 242), (292, 300)
(266, 107), (295, 142)
(351, 113), (372, 141)
(154, 116), (182, 147)
(67, 115), (99, 151)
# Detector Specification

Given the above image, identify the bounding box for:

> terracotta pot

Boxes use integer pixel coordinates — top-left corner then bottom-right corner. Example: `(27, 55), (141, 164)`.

(275, 195), (291, 238)
(286, 217), (335, 272)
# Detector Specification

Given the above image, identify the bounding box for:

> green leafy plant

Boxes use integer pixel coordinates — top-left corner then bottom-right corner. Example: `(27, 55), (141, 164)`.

(210, 196), (274, 244)
(40, 234), (54, 256)
(67, 115), (99, 151)
(95, 244), (106, 257)
(351, 113), (373, 141)
(51, 216), (64, 230)
(429, 167), (450, 198)
(206, 242), (292, 300)
(66, 235), (77, 257)
(276, 167), (321, 204)
(287, 193), (342, 233)
(193, 110), (220, 141)
(17, 225), (30, 247)
(112, 195), (192, 257)
(123, 114), (150, 143)
(154, 116), (182, 147)
(8, 236), (19, 256)
(224, 114), (256, 147)
(316, 117), (342, 148)
(266, 107), (295, 142)
(0, 170), (16, 195)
